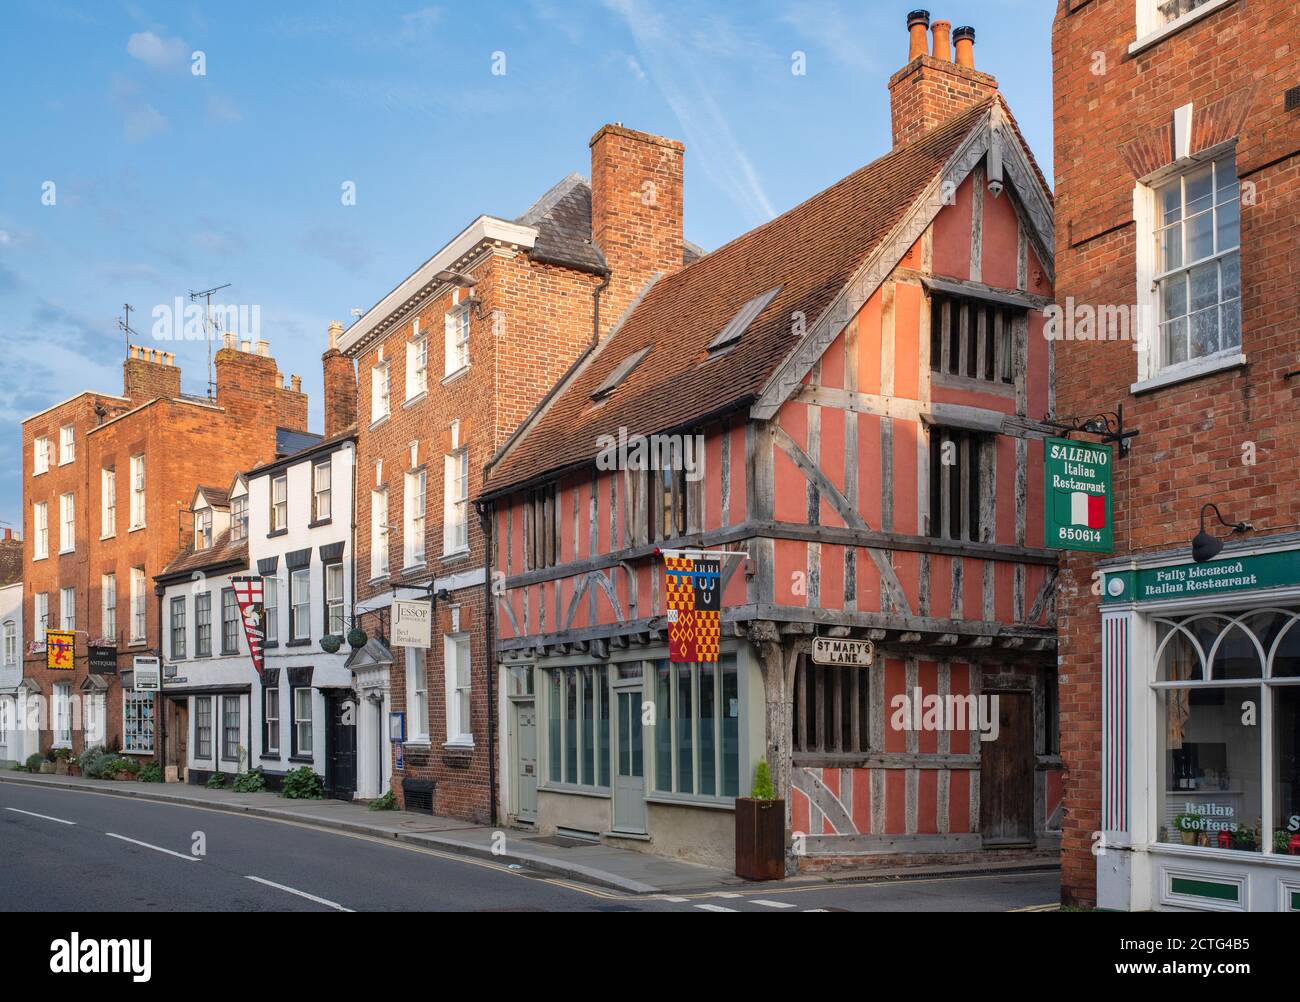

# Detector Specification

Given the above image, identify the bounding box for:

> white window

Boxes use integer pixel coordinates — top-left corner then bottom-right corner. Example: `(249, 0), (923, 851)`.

(130, 566), (146, 643)
(271, 474), (288, 532)
(313, 461), (332, 522)
(58, 424), (74, 465)
(34, 593), (48, 637)
(129, 455), (145, 529)
(371, 489), (389, 578)
(3, 621), (16, 665)
(290, 567), (311, 642)
(404, 469), (427, 567)
(59, 493), (74, 553)
(60, 587), (75, 631)
(222, 695), (240, 761)
(444, 307), (470, 376)
(293, 687), (313, 757)
(444, 634), (472, 746)
(122, 691), (154, 754)
(33, 501), (48, 560)
(53, 683), (72, 746)
(406, 647), (429, 742)
(1150, 155), (1241, 375)
(195, 697), (213, 758)
(325, 562), (345, 635)
(230, 495), (248, 541)
(443, 445), (469, 555)
(372, 362), (391, 421)
(101, 468), (116, 537)
(101, 573), (116, 639)
(85, 693), (106, 748)
(407, 322), (428, 398)
(195, 507), (212, 550)
(263, 686), (280, 754)
(33, 436), (50, 475)
(1139, 0), (1221, 38)
(264, 575), (279, 644)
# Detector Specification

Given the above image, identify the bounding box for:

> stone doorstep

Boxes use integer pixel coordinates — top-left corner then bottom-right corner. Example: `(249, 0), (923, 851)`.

(0, 773), (720, 895)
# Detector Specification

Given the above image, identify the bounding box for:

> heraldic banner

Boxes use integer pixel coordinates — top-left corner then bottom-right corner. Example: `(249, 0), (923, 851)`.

(231, 576), (266, 676)
(663, 550), (720, 663)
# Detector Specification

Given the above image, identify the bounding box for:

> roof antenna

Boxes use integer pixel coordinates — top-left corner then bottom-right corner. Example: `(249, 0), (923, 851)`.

(190, 283), (232, 400)
(117, 303), (139, 357)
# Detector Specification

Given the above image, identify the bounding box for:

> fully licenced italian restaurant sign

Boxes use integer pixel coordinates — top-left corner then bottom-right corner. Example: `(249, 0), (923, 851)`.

(1104, 548), (1300, 605)
(1044, 437), (1113, 553)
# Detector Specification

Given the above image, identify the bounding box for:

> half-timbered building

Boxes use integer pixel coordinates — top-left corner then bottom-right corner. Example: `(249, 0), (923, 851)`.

(481, 12), (1061, 871)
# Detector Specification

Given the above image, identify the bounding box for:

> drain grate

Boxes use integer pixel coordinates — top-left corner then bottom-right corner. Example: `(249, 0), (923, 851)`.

(527, 834), (597, 849)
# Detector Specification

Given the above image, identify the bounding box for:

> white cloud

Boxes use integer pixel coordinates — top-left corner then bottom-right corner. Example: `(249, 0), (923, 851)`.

(126, 30), (190, 70)
(207, 95), (242, 123)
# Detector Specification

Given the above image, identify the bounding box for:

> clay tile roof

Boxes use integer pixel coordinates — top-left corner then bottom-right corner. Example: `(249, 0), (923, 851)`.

(196, 485), (230, 509)
(157, 527), (248, 582)
(484, 100), (995, 494)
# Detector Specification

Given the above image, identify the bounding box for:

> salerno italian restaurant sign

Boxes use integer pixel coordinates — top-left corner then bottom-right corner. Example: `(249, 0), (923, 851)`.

(1044, 437), (1113, 553)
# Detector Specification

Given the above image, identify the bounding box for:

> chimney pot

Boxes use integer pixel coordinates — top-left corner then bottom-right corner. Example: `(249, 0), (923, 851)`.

(291, 374), (302, 393)
(954, 26), (975, 69)
(907, 10), (931, 61)
(163, 351), (175, 366)
(223, 331), (237, 351)
(240, 339), (252, 353)
(328, 320), (344, 351)
(932, 19), (952, 62)
(256, 339), (270, 357)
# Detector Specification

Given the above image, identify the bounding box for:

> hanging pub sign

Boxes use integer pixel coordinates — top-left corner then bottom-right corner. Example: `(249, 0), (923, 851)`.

(393, 599), (432, 649)
(46, 629), (75, 670)
(231, 576), (266, 676)
(1044, 437), (1113, 553)
(663, 550), (721, 663)
(88, 645), (118, 674)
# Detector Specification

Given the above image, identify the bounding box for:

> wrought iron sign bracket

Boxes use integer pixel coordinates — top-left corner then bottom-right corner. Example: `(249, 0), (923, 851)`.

(1043, 403), (1139, 458)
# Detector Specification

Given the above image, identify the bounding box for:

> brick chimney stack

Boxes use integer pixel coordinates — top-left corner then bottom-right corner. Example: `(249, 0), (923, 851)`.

(123, 343), (182, 403)
(889, 11), (998, 149)
(214, 338), (309, 446)
(588, 124), (685, 337)
(322, 320), (357, 437)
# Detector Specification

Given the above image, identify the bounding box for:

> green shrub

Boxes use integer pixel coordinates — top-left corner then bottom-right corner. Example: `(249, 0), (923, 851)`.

(85, 752), (115, 779)
(750, 760), (776, 801)
(233, 768), (265, 793)
(25, 753), (44, 773)
(78, 745), (104, 774)
(281, 766), (323, 800)
(137, 761), (163, 783)
(368, 790), (396, 811)
(207, 772), (228, 789)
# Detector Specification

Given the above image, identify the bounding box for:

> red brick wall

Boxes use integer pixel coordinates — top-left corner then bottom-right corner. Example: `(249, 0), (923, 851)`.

(889, 54), (998, 148)
(322, 345), (358, 437)
(1052, 0), (1300, 907)
(123, 350), (181, 404)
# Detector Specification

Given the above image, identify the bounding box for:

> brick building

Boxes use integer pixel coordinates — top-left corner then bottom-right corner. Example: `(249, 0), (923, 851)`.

(1054, 0), (1300, 909)
(21, 338), (309, 763)
(340, 126), (693, 822)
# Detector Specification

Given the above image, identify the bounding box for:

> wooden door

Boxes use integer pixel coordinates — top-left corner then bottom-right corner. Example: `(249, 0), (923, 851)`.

(979, 691), (1035, 845)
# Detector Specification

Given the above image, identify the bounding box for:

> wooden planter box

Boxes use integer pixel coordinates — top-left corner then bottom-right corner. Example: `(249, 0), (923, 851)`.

(39, 762), (55, 774)
(54, 759), (69, 776)
(735, 798), (785, 881)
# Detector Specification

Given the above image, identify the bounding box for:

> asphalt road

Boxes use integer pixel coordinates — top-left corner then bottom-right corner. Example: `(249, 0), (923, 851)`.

(0, 783), (1060, 913)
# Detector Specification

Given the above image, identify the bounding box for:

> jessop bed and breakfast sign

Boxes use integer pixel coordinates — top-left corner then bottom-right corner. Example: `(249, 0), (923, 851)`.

(1044, 437), (1113, 553)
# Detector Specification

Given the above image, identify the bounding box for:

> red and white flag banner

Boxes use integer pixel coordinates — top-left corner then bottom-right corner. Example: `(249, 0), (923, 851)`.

(231, 575), (266, 676)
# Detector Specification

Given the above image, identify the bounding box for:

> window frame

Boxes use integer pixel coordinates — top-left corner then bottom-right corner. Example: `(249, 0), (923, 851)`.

(195, 592), (212, 657)
(53, 682), (72, 747)
(129, 454), (145, 530)
(312, 460), (332, 524)
(101, 572), (116, 639)
(195, 696), (213, 759)
(650, 655), (741, 802)
(271, 474), (288, 533)
(544, 664), (611, 790)
(122, 690), (155, 755)
(263, 574), (279, 645)
(443, 447), (469, 556)
(33, 435), (50, 476)
(406, 647), (430, 743)
(59, 586), (75, 631)
(291, 686), (313, 758)
(195, 506), (213, 550)
(263, 684), (280, 755)
(371, 488), (389, 579)
(221, 694), (241, 763)
(324, 560), (344, 636)
(444, 633), (473, 747)
(130, 566), (147, 643)
(230, 495), (248, 541)
(101, 467), (116, 538)
(444, 305), (470, 377)
(405, 468), (427, 567)
(927, 425), (990, 543)
(289, 567), (311, 643)
(170, 595), (186, 660)
(220, 587), (239, 655)
(58, 492), (75, 554)
(33, 501), (48, 560)
(58, 424), (74, 465)
(2, 621), (15, 666)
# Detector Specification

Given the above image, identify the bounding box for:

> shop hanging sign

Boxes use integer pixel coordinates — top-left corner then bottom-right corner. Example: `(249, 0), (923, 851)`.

(133, 656), (161, 691)
(231, 576), (266, 676)
(663, 550), (721, 663)
(46, 630), (75, 670)
(393, 599), (432, 649)
(1044, 437), (1113, 553)
(1104, 547), (1300, 604)
(88, 645), (118, 674)
(812, 637), (875, 667)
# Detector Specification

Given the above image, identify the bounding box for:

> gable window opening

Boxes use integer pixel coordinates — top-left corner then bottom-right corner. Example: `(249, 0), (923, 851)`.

(271, 474), (288, 533)
(1153, 155), (1240, 373)
(313, 460), (332, 523)
(195, 507), (213, 550)
(927, 426), (987, 543)
(230, 494), (248, 541)
(930, 292), (1017, 384)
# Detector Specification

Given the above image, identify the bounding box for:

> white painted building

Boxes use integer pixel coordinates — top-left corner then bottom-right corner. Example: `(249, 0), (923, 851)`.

(0, 580), (33, 766)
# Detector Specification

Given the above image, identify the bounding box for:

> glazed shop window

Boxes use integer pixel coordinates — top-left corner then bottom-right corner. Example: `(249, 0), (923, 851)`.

(653, 657), (740, 799)
(547, 666), (610, 788)
(1154, 609), (1300, 855)
(122, 691), (155, 754)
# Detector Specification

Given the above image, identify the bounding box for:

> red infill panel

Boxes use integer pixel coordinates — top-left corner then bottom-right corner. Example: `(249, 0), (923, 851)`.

(818, 406), (846, 529)
(931, 174), (974, 282)
(981, 181), (1021, 291)
(893, 282), (922, 400)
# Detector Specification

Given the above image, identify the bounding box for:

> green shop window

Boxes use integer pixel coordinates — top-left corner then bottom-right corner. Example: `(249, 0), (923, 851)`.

(546, 666), (610, 789)
(653, 656), (739, 799)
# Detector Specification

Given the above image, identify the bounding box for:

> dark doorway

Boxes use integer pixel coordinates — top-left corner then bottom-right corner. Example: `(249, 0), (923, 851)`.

(324, 692), (357, 800)
(979, 690), (1035, 845)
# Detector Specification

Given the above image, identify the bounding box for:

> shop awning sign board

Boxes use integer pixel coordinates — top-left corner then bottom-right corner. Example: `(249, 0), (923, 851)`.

(1104, 547), (1300, 604)
(1044, 437), (1113, 553)
(812, 637), (875, 666)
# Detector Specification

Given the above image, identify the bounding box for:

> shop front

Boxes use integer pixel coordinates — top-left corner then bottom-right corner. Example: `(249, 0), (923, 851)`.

(1098, 535), (1300, 911)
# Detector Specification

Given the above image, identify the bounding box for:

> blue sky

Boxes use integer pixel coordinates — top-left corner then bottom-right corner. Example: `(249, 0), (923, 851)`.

(0, 0), (1053, 532)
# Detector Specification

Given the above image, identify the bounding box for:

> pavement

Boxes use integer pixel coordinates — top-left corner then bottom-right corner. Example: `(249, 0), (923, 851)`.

(0, 770), (1060, 900)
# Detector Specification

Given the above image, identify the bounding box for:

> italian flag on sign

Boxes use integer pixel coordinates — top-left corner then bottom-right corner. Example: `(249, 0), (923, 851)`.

(1054, 489), (1106, 529)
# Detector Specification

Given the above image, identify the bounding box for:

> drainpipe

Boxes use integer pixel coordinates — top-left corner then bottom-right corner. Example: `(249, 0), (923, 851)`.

(591, 270), (611, 348)
(154, 583), (166, 772)
(476, 497), (497, 827)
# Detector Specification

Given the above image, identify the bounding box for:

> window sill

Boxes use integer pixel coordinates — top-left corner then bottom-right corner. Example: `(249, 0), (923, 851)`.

(441, 365), (470, 387)
(307, 517), (332, 529)
(403, 390), (428, 410)
(1146, 841), (1300, 868)
(99, 534), (115, 542)
(32, 555), (47, 562)
(128, 525), (146, 533)
(266, 528), (288, 539)
(1131, 351), (1246, 396)
(402, 739), (431, 749)
(539, 783), (610, 799)
(260, 753), (281, 761)
(288, 755), (314, 764)
(263, 641), (280, 650)
(369, 414), (390, 432)
(58, 549), (74, 556)
(644, 793), (736, 812)
(443, 740), (474, 752)
(1129, 0), (1237, 57)
(440, 548), (471, 563)
(285, 639), (311, 648)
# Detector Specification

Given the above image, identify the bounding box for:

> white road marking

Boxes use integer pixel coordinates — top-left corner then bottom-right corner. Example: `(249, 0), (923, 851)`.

(105, 832), (199, 861)
(804, 908), (830, 912)
(245, 875), (354, 912)
(5, 807), (76, 825)
(712, 892), (742, 898)
(751, 899), (797, 909)
(659, 895), (690, 902)
(694, 903), (738, 912)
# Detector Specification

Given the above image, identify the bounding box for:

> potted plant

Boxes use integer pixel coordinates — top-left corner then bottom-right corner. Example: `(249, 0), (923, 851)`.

(1232, 826), (1257, 852)
(52, 748), (71, 776)
(735, 760), (785, 881)
(1173, 813), (1200, 846)
(1273, 830), (1292, 855)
